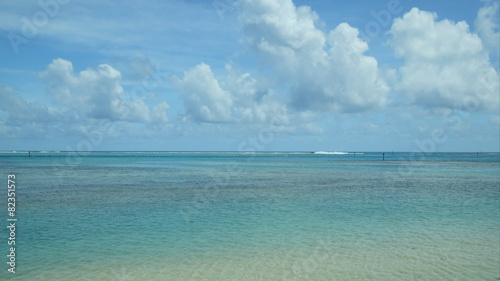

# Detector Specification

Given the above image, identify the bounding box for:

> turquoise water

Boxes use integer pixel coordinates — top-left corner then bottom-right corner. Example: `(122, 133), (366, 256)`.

(1, 152), (499, 280)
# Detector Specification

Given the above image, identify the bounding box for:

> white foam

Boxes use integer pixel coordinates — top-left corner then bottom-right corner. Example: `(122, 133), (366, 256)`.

(313, 151), (349, 155)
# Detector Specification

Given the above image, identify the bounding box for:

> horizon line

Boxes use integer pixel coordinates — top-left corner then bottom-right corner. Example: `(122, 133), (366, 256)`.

(1, 150), (499, 153)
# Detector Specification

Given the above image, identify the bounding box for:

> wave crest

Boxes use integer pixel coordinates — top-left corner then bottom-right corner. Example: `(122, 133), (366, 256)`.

(313, 151), (349, 155)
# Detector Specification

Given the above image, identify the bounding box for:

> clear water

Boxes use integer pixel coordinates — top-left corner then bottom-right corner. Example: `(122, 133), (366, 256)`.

(1, 152), (499, 280)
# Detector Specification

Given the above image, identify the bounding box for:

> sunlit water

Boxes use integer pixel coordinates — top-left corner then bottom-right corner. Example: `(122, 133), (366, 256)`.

(1, 152), (499, 280)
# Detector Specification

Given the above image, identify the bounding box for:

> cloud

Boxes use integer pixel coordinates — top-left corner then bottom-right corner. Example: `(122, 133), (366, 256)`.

(237, 0), (389, 113)
(175, 63), (233, 123)
(491, 115), (500, 129)
(0, 85), (76, 139)
(475, 0), (500, 56)
(39, 58), (169, 123)
(389, 8), (500, 112)
(151, 102), (170, 123)
(0, 86), (60, 123)
(173, 0), (392, 135)
(0, 58), (171, 142)
(0, 0), (238, 73)
(175, 62), (293, 128)
(222, 64), (291, 125)
(364, 121), (382, 135)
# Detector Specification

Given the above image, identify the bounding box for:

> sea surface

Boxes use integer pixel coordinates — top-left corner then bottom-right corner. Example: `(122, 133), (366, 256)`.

(0, 151), (499, 280)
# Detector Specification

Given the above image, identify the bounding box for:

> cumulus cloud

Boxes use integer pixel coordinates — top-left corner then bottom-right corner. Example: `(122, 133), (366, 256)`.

(237, 0), (389, 113)
(174, 62), (293, 129)
(39, 58), (169, 122)
(390, 8), (500, 111)
(151, 102), (170, 123)
(0, 85), (74, 139)
(0, 86), (61, 123)
(175, 63), (233, 123)
(173, 0), (391, 136)
(475, 0), (500, 56)
(0, 58), (172, 142)
(222, 64), (291, 125)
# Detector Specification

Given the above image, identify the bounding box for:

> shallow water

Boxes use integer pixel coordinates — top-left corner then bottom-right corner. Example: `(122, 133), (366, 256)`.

(1, 152), (499, 280)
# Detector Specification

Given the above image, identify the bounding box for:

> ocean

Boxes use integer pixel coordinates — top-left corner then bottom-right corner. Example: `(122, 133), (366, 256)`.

(1, 151), (499, 280)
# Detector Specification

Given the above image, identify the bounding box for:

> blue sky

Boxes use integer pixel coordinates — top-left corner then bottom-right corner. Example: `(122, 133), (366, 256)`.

(0, 0), (499, 152)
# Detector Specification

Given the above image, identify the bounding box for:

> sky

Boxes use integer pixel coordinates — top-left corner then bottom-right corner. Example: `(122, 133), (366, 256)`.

(0, 0), (499, 152)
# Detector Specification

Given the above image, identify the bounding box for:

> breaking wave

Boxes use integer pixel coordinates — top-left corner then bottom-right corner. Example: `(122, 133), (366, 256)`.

(313, 151), (349, 155)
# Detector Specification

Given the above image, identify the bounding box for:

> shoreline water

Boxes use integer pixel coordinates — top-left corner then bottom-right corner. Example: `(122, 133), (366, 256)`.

(1, 152), (499, 280)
